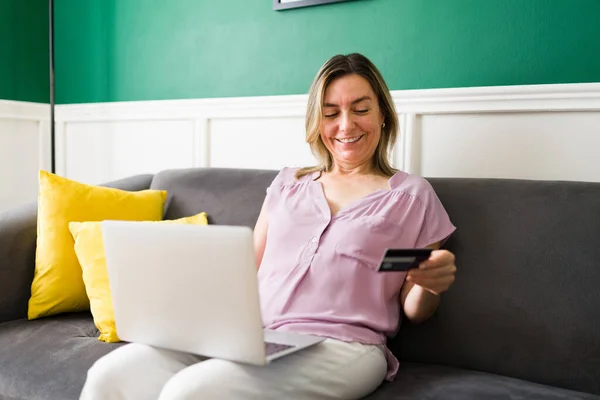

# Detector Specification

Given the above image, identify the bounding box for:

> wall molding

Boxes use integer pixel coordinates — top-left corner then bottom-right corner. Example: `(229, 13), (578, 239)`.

(0, 100), (50, 121)
(3, 83), (600, 210)
(52, 82), (600, 184)
(391, 82), (600, 114)
(55, 95), (308, 122)
(55, 82), (600, 123)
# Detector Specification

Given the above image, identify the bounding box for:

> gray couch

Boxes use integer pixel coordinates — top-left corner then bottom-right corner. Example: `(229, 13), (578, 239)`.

(1, 167), (599, 400)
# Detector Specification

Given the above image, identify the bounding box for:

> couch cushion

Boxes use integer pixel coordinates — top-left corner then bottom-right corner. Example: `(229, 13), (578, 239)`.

(150, 167), (279, 227)
(28, 171), (167, 321)
(365, 363), (600, 400)
(393, 178), (600, 395)
(0, 174), (154, 326)
(0, 313), (125, 400)
(150, 168), (600, 395)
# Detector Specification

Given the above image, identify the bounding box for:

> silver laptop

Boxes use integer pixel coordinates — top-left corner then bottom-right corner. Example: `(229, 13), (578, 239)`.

(101, 221), (324, 366)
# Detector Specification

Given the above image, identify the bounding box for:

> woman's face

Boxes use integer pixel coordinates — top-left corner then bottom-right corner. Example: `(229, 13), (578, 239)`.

(320, 74), (384, 171)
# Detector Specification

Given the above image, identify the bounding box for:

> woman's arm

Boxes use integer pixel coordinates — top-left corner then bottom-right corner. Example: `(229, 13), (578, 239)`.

(253, 198), (269, 270)
(400, 242), (456, 324)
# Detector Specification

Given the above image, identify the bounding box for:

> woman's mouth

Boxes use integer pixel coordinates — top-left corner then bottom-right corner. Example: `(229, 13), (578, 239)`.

(335, 135), (364, 144)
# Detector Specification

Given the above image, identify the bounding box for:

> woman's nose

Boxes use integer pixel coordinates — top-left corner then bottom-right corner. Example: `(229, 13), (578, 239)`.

(339, 112), (355, 132)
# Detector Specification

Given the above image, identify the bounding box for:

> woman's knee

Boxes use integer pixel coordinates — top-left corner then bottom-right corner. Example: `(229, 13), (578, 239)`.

(80, 343), (159, 398)
(80, 346), (131, 398)
(158, 360), (232, 400)
(158, 371), (216, 400)
(85, 345), (135, 386)
(335, 345), (387, 399)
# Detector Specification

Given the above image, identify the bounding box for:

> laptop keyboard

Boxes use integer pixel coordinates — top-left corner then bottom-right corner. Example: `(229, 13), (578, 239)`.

(265, 341), (296, 356)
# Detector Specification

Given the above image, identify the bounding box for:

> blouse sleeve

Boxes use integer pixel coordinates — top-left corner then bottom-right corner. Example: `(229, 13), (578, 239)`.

(264, 167), (298, 208)
(414, 181), (457, 249)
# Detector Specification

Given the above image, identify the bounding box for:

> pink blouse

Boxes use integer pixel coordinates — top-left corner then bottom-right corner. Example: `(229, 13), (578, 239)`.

(257, 167), (456, 381)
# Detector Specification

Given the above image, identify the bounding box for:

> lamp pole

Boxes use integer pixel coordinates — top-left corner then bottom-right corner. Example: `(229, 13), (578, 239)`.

(49, 0), (55, 173)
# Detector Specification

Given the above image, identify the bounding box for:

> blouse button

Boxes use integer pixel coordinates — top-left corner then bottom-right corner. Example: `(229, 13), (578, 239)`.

(311, 237), (317, 243)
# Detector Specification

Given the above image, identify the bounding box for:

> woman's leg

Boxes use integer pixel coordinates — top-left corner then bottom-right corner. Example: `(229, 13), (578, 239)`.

(79, 343), (205, 400)
(158, 338), (387, 400)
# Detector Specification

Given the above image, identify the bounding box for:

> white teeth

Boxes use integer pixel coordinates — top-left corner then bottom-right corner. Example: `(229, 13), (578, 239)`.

(337, 136), (361, 143)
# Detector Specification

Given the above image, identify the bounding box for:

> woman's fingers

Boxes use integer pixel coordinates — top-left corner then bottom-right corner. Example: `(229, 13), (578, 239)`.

(406, 265), (457, 295)
(408, 263), (456, 279)
(404, 249), (457, 295)
(423, 250), (455, 268)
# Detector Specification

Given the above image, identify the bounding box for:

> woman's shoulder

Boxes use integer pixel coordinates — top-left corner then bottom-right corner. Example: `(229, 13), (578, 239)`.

(270, 166), (316, 188)
(389, 170), (438, 204)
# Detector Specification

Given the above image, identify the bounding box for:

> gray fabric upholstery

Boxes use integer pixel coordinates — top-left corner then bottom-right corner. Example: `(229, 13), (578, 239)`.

(2, 168), (600, 399)
(365, 363), (599, 400)
(0, 203), (37, 324)
(150, 167), (279, 226)
(0, 174), (154, 325)
(393, 178), (600, 396)
(0, 313), (125, 400)
(151, 168), (600, 396)
(98, 173), (154, 191)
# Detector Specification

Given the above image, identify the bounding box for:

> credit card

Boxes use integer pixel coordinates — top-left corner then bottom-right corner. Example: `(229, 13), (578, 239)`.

(377, 248), (432, 272)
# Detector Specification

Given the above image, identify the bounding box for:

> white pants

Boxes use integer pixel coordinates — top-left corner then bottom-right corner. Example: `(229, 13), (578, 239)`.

(79, 338), (387, 400)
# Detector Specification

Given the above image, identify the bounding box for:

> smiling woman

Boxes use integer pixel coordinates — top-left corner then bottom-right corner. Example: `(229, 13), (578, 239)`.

(297, 53), (399, 180)
(320, 76), (384, 174)
(79, 53), (457, 400)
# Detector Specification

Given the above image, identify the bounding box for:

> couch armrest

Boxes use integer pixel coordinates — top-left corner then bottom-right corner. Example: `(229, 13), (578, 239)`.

(0, 173), (154, 324)
(0, 202), (37, 323)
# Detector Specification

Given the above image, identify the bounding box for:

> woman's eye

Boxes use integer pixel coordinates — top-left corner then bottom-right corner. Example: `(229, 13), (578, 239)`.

(324, 113), (338, 118)
(355, 109), (368, 114)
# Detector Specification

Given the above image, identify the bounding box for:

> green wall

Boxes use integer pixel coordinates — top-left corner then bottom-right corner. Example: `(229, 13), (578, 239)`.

(0, 0), (49, 103)
(55, 0), (600, 104)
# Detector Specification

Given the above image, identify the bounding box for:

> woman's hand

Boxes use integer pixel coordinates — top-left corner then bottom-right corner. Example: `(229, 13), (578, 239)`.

(406, 250), (456, 296)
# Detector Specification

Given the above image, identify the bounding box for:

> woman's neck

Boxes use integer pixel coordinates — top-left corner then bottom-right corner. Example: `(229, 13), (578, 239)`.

(329, 161), (374, 177)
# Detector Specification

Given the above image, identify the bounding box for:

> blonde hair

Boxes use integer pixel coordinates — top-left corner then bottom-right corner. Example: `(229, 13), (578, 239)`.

(296, 53), (399, 180)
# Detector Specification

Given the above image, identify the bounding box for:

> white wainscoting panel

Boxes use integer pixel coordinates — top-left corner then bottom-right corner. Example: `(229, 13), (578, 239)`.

(59, 119), (197, 185)
(209, 117), (315, 170)
(416, 112), (600, 182)
(0, 100), (50, 212)
(55, 82), (600, 186)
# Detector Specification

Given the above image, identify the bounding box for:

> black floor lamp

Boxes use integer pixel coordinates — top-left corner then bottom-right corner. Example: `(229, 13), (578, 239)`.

(49, 0), (55, 173)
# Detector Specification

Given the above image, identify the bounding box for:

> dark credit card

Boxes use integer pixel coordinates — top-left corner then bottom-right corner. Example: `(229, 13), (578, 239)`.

(377, 248), (432, 272)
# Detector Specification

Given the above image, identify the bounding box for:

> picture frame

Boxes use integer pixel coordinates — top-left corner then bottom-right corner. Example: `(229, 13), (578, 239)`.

(273, 0), (358, 11)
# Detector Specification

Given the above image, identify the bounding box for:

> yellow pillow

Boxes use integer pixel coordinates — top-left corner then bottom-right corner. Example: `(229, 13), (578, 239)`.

(69, 212), (209, 343)
(28, 170), (168, 320)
